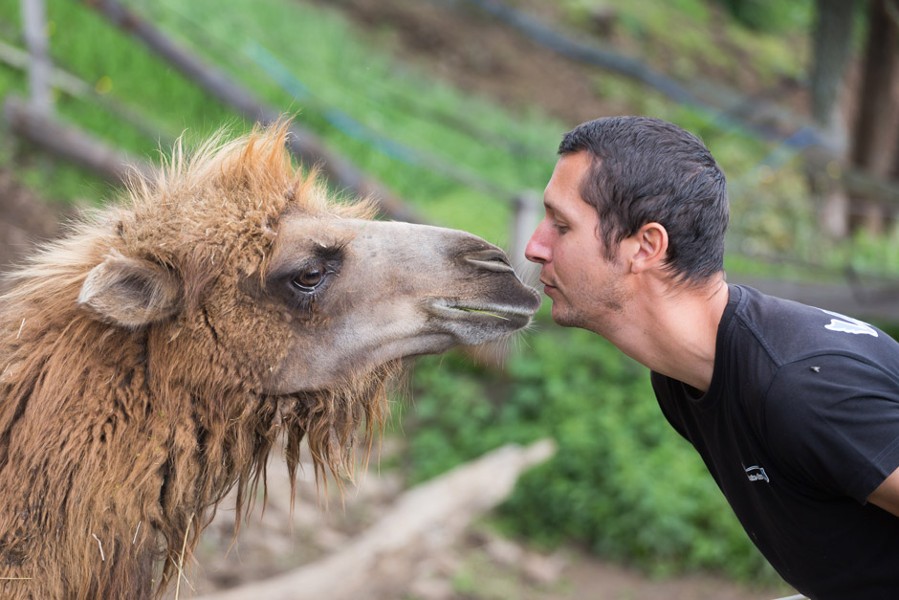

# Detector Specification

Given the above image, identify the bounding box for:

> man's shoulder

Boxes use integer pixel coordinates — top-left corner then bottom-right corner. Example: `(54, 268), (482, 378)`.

(727, 284), (899, 369)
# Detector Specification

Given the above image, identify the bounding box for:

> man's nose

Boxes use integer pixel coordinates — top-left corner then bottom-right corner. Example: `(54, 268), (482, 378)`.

(524, 221), (549, 265)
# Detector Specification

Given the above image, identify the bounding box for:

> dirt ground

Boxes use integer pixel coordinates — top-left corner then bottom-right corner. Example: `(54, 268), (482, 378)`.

(0, 1), (803, 598)
(310, 0), (808, 131)
(174, 445), (795, 600)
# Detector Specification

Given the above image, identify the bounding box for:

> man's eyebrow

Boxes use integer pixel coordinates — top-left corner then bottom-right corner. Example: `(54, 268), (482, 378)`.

(542, 192), (558, 213)
(542, 196), (570, 221)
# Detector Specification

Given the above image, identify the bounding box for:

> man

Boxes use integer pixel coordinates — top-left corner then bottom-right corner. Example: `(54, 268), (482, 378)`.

(525, 116), (899, 599)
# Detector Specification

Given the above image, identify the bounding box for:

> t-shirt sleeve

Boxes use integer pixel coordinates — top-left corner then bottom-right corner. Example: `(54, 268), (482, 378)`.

(764, 354), (899, 504)
(650, 371), (690, 440)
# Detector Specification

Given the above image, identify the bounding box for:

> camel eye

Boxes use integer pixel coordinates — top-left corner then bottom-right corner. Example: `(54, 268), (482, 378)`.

(291, 266), (326, 292)
(270, 247), (343, 307)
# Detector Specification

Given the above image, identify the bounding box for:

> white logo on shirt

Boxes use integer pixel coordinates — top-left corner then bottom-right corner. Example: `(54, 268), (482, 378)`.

(820, 309), (878, 338)
(744, 465), (770, 483)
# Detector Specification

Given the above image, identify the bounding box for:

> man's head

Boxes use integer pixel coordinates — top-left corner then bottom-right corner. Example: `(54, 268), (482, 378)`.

(557, 116), (728, 282)
(526, 116), (729, 332)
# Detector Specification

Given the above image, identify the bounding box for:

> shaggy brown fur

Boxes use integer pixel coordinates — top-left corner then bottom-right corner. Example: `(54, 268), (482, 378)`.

(0, 124), (400, 598)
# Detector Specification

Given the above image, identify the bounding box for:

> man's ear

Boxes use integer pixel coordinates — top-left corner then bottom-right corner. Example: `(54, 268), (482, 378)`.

(78, 251), (182, 328)
(627, 222), (669, 274)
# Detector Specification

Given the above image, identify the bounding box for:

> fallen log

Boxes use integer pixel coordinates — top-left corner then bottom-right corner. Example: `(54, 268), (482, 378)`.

(193, 439), (556, 600)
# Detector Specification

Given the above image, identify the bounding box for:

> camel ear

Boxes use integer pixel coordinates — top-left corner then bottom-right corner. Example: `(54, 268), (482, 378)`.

(78, 252), (182, 328)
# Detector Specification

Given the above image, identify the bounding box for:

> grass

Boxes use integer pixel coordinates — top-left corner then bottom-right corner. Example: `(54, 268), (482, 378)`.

(1, 0), (567, 245)
(162, 0), (563, 241)
(2, 0), (898, 278)
(558, 0), (810, 85)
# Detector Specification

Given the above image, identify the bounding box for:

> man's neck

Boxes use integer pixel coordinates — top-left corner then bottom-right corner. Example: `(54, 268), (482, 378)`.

(607, 276), (730, 393)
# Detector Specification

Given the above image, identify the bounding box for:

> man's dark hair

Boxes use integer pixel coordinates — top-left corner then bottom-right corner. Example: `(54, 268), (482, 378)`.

(559, 116), (728, 283)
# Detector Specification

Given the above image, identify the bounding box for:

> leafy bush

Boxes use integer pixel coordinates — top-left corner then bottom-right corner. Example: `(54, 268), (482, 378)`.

(397, 322), (781, 582)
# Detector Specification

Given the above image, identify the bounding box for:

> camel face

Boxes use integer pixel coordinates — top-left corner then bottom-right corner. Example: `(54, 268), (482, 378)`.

(71, 125), (540, 398)
(262, 217), (541, 393)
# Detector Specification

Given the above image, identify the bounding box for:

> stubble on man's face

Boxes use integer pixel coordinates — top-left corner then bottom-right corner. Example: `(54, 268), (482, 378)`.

(550, 248), (630, 335)
(536, 150), (631, 337)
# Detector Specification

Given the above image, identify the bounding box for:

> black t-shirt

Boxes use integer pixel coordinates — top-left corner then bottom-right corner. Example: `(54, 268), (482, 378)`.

(652, 284), (899, 599)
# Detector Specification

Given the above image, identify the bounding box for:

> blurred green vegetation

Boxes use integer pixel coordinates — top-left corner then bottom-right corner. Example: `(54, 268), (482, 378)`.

(1, 0), (562, 244)
(401, 326), (782, 583)
(0, 0), (895, 587)
(559, 0), (810, 84)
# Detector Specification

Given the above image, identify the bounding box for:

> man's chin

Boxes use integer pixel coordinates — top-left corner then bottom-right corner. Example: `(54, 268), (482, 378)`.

(550, 304), (577, 328)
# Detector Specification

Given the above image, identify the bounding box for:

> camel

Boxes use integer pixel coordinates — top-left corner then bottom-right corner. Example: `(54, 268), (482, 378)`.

(0, 122), (540, 599)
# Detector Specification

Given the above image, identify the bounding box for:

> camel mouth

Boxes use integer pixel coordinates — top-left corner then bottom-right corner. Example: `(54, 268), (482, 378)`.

(431, 300), (535, 329)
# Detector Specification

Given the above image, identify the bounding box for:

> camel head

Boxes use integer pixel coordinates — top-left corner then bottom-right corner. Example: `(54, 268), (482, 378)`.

(69, 122), (540, 476)
(0, 121), (540, 599)
(75, 124), (540, 393)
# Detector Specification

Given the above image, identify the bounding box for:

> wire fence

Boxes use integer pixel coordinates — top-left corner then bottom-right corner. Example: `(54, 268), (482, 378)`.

(5, 0), (899, 305)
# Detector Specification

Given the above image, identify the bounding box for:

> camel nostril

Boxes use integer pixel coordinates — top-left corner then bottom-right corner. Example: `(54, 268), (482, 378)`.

(465, 249), (515, 273)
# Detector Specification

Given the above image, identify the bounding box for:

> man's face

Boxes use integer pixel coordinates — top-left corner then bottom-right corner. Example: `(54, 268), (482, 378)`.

(525, 151), (629, 334)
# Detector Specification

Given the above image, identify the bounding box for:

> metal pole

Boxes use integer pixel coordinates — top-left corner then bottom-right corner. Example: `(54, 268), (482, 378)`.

(510, 190), (541, 284)
(21, 0), (53, 115)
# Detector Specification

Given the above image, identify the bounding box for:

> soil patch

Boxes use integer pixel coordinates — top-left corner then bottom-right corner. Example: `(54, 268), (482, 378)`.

(0, 169), (66, 274)
(311, 0), (808, 130)
(310, 0), (626, 126)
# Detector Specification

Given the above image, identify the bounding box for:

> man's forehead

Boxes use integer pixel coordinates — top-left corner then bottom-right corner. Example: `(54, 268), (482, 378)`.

(544, 153), (593, 213)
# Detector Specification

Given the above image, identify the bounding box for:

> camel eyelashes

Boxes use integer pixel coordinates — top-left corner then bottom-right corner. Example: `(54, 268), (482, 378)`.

(270, 243), (345, 295)
(280, 256), (342, 314)
(266, 253), (342, 314)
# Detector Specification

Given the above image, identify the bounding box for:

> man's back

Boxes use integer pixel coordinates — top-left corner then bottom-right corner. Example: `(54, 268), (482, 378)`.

(653, 284), (899, 599)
